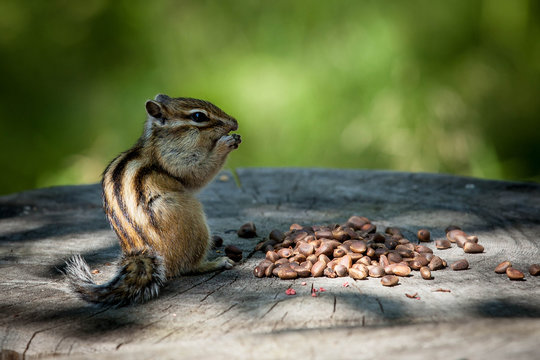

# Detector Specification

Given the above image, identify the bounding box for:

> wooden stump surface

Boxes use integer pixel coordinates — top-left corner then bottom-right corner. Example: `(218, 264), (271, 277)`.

(1, 169), (539, 359)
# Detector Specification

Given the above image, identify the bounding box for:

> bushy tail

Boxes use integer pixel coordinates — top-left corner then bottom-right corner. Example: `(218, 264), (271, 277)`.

(64, 248), (166, 307)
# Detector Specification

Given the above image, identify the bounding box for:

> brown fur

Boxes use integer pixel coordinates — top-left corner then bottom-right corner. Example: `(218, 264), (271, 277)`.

(104, 94), (240, 276)
(65, 95), (240, 306)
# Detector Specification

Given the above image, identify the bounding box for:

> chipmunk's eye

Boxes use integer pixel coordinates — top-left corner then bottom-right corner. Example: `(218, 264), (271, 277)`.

(190, 112), (209, 123)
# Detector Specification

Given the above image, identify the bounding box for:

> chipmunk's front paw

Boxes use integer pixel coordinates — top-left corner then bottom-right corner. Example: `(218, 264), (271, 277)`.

(218, 256), (235, 270)
(218, 134), (242, 151)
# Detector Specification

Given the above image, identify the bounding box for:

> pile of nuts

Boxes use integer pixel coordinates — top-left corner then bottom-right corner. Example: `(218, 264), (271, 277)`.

(251, 216), (479, 287)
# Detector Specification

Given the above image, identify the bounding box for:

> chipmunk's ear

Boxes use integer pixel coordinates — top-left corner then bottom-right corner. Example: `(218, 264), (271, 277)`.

(154, 94), (171, 102)
(145, 100), (163, 119)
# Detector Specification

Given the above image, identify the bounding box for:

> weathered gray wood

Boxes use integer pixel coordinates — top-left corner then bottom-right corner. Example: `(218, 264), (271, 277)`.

(1, 169), (539, 359)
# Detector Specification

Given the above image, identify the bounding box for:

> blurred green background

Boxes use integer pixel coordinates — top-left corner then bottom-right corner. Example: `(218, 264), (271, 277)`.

(1, 0), (539, 195)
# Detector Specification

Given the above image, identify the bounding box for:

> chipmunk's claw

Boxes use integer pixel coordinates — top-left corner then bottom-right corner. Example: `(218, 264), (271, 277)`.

(218, 134), (241, 150)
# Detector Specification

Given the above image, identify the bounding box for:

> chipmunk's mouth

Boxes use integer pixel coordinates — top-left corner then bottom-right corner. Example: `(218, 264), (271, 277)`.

(213, 121), (238, 144)
(218, 121), (237, 137)
(225, 127), (238, 137)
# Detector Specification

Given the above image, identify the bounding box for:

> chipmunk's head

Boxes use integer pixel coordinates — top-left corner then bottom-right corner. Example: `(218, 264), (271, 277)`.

(143, 94), (238, 145)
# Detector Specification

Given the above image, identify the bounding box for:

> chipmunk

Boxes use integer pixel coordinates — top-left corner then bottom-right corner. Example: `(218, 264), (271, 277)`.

(64, 94), (241, 307)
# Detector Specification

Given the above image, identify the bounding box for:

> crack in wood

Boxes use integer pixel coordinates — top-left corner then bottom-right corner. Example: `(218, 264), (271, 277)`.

(67, 342), (75, 356)
(22, 325), (58, 358)
(216, 303), (238, 317)
(160, 304), (173, 312)
(154, 330), (176, 344)
(139, 318), (165, 331)
(86, 308), (110, 319)
(199, 276), (239, 302)
(151, 279), (242, 345)
(260, 300), (283, 319)
(350, 281), (362, 293)
(271, 311), (288, 332)
(115, 314), (172, 350)
(243, 246), (260, 263)
(168, 271), (222, 300)
(53, 335), (68, 353)
(375, 298), (385, 314)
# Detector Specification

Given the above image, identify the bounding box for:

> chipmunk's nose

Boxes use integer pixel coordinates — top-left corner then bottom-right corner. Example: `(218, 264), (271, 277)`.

(230, 118), (238, 131)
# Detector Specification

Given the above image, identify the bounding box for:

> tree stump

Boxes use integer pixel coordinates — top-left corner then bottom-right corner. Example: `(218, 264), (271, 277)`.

(1, 169), (539, 359)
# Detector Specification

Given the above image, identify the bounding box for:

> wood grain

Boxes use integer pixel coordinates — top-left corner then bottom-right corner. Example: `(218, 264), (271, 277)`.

(1, 169), (539, 359)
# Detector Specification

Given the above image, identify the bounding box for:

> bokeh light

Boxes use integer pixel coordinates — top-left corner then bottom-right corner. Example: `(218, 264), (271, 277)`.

(1, 0), (539, 195)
